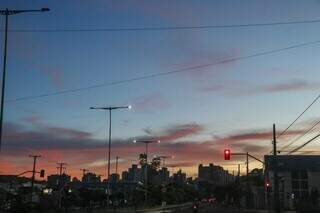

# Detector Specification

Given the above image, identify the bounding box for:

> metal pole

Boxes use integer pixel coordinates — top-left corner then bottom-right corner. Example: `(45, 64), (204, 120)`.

(57, 162), (66, 208)
(145, 142), (148, 205)
(107, 109), (112, 205)
(246, 152), (249, 208)
(237, 163), (241, 211)
(273, 124), (280, 213)
(115, 156), (119, 175)
(80, 169), (88, 177)
(59, 164), (63, 176)
(30, 155), (40, 193)
(0, 10), (8, 152)
(31, 157), (36, 190)
(145, 142), (148, 162)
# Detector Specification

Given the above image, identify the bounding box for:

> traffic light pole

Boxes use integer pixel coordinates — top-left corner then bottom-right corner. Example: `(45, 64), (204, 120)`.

(231, 153), (265, 164)
(229, 152), (264, 208)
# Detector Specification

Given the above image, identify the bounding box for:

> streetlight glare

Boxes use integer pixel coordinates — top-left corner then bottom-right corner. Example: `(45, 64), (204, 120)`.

(128, 105), (132, 110)
(133, 140), (137, 143)
(157, 140), (161, 144)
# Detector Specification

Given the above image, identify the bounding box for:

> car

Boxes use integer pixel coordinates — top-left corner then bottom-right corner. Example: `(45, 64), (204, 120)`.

(201, 198), (208, 203)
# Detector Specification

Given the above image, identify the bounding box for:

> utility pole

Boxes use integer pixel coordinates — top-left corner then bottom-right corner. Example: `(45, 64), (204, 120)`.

(80, 169), (89, 177)
(57, 162), (66, 209)
(115, 156), (119, 175)
(57, 162), (67, 185)
(246, 152), (249, 208)
(29, 155), (41, 193)
(273, 124), (280, 213)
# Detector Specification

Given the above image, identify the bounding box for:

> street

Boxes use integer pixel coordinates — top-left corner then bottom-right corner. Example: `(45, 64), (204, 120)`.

(173, 204), (268, 213)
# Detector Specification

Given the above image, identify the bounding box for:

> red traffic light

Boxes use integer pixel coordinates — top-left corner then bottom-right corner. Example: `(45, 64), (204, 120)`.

(224, 149), (230, 160)
(265, 181), (271, 190)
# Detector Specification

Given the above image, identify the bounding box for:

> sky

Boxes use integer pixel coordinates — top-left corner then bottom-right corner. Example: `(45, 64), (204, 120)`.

(1, 0), (320, 179)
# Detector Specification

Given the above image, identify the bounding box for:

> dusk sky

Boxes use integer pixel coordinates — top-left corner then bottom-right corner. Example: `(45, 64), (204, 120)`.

(1, 0), (320, 179)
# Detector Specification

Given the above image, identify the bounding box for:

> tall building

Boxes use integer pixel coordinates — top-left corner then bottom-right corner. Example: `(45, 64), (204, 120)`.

(128, 164), (142, 183)
(172, 169), (186, 185)
(159, 167), (170, 183)
(121, 171), (130, 182)
(47, 173), (71, 187)
(265, 155), (320, 209)
(109, 173), (120, 183)
(198, 163), (231, 185)
(82, 172), (101, 184)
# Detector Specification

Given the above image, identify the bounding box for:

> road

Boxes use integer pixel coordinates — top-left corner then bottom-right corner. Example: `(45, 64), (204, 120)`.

(173, 204), (267, 213)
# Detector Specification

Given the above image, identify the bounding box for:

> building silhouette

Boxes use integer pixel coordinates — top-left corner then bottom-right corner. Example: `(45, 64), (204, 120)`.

(265, 155), (320, 209)
(47, 174), (70, 188)
(198, 163), (232, 185)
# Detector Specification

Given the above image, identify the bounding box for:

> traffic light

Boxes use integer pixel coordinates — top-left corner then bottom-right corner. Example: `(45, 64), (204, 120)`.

(265, 181), (271, 191)
(40, 169), (45, 178)
(224, 149), (230, 160)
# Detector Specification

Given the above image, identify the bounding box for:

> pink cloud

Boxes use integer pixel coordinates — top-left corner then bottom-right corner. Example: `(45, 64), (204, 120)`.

(157, 123), (204, 142)
(136, 123), (204, 143)
(0, 120), (306, 179)
(22, 115), (42, 125)
(262, 80), (320, 93)
(213, 129), (304, 145)
(37, 65), (64, 88)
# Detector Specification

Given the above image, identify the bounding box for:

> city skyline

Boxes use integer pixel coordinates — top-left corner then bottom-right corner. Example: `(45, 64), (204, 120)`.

(2, 0), (320, 179)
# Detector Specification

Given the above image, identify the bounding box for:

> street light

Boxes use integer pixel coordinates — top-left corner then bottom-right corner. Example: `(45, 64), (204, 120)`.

(133, 139), (160, 205)
(133, 139), (160, 163)
(0, 8), (50, 151)
(157, 155), (173, 167)
(90, 105), (131, 204)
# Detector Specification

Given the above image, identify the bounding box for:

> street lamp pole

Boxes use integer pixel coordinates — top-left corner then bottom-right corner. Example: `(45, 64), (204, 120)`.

(0, 8), (50, 152)
(133, 139), (160, 205)
(90, 105), (131, 205)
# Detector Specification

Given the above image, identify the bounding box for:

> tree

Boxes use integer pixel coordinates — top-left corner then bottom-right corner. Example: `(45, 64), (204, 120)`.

(139, 153), (147, 166)
(151, 157), (161, 171)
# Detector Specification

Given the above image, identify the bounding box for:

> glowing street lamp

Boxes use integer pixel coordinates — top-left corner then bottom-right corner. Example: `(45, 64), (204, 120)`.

(133, 139), (160, 204)
(0, 7), (50, 151)
(133, 139), (160, 163)
(90, 105), (131, 204)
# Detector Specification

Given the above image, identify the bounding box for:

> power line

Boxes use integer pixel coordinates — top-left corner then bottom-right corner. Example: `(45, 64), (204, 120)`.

(5, 39), (320, 103)
(280, 119), (320, 151)
(288, 133), (320, 154)
(268, 94), (320, 154)
(277, 94), (320, 139)
(4, 19), (320, 33)
(278, 150), (320, 154)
